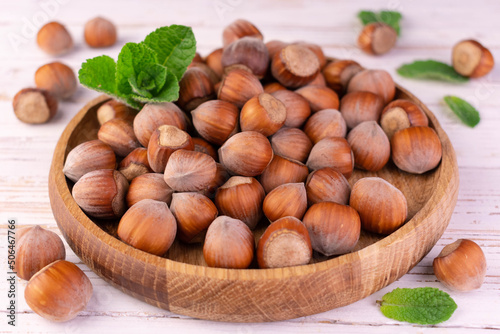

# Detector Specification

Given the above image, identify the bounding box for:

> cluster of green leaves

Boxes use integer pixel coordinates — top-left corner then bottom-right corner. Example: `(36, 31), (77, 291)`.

(79, 25), (196, 109)
(358, 10), (403, 35)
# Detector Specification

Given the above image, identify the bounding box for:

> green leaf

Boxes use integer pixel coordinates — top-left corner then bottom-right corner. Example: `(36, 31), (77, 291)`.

(358, 10), (403, 35)
(78, 55), (118, 95)
(143, 25), (197, 80)
(378, 288), (457, 325)
(130, 69), (179, 104)
(397, 60), (469, 83)
(444, 95), (480, 127)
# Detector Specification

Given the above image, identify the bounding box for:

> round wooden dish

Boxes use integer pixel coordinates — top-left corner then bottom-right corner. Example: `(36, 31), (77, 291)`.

(49, 84), (459, 322)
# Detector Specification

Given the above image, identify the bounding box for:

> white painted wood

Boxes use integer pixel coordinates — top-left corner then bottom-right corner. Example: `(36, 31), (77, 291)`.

(0, 0), (499, 332)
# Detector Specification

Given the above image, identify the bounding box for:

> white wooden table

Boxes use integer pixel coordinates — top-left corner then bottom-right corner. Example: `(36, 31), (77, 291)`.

(1, 0), (499, 332)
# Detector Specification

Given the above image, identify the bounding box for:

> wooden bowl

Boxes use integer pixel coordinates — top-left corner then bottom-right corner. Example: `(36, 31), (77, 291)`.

(49, 85), (459, 322)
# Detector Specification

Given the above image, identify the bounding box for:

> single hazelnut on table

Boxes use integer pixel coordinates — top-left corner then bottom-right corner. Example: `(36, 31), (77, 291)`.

(25, 260), (92, 322)
(217, 68), (264, 108)
(170, 192), (218, 243)
(340, 91), (385, 129)
(12, 88), (58, 124)
(126, 173), (173, 207)
(15, 226), (66, 281)
(271, 90), (311, 128)
(265, 40), (288, 60)
(177, 67), (215, 111)
(259, 155), (309, 194)
(240, 93), (287, 136)
(218, 131), (273, 177)
(347, 121), (390, 172)
(72, 169), (129, 219)
(35, 62), (77, 100)
(215, 176), (265, 230)
(452, 39), (494, 78)
(349, 177), (408, 235)
(380, 99), (429, 139)
(302, 202), (361, 256)
(97, 100), (137, 125)
(305, 167), (351, 206)
(117, 199), (177, 256)
(37, 21), (73, 55)
(84, 17), (117, 48)
(433, 239), (487, 291)
(222, 19), (263, 47)
(295, 85), (339, 113)
(203, 216), (254, 269)
(221, 37), (269, 78)
(391, 126), (442, 174)
(191, 100), (239, 146)
(192, 137), (218, 161)
(347, 69), (396, 104)
(262, 182), (307, 222)
(358, 22), (398, 55)
(303, 108), (347, 144)
(63, 139), (116, 182)
(118, 147), (152, 182)
(147, 125), (194, 173)
(270, 128), (312, 163)
(205, 48), (224, 78)
(293, 41), (327, 69)
(257, 216), (312, 269)
(98, 118), (141, 157)
(271, 44), (320, 88)
(264, 82), (287, 94)
(322, 60), (362, 94)
(306, 137), (354, 179)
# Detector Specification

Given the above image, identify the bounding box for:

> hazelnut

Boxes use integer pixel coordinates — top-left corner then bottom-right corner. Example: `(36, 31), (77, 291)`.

(271, 90), (311, 128)
(295, 85), (339, 113)
(350, 177), (407, 235)
(271, 44), (320, 88)
(12, 88), (58, 124)
(205, 48), (224, 78)
(126, 173), (173, 207)
(257, 216), (312, 269)
(303, 108), (347, 144)
(264, 82), (287, 94)
(303, 202), (361, 256)
(191, 100), (239, 145)
(97, 100), (137, 125)
(215, 176), (265, 230)
(433, 239), (487, 291)
(340, 91), (385, 129)
(347, 121), (390, 172)
(347, 69), (395, 104)
(293, 42), (327, 69)
(191, 52), (203, 64)
(358, 23), (397, 55)
(265, 40), (288, 60)
(221, 37), (269, 78)
(217, 68), (264, 108)
(84, 17), (117, 48)
(15, 226), (66, 280)
(222, 19), (263, 47)
(305, 167), (351, 206)
(118, 147), (152, 181)
(98, 118), (141, 157)
(240, 93), (286, 136)
(218, 131), (273, 176)
(259, 155), (309, 193)
(164, 149), (217, 192)
(35, 62), (77, 99)
(147, 125), (194, 173)
(25, 260), (92, 322)
(37, 22), (73, 55)
(262, 182), (307, 222)
(72, 169), (129, 219)
(309, 72), (327, 86)
(192, 137), (218, 161)
(117, 199), (177, 256)
(306, 137), (354, 179)
(203, 216), (254, 269)
(187, 62), (220, 85)
(198, 163), (230, 199)
(322, 60), (363, 94)
(270, 128), (312, 163)
(170, 192), (218, 243)
(380, 99), (429, 139)
(63, 139), (116, 182)
(177, 67), (215, 111)
(452, 39), (494, 78)
(391, 126), (442, 174)
(133, 102), (189, 147)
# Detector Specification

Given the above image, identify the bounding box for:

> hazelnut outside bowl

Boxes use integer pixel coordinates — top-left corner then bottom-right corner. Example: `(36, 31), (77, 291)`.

(49, 63), (459, 322)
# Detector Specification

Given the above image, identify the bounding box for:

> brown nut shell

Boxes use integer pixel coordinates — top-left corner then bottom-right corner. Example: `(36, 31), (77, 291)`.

(147, 125), (194, 173)
(126, 173), (173, 207)
(263, 182), (307, 222)
(452, 39), (495, 78)
(240, 93), (286, 136)
(97, 100), (137, 125)
(264, 82), (287, 94)
(84, 17), (117, 48)
(37, 22), (73, 56)
(347, 121), (390, 172)
(380, 99), (429, 139)
(205, 48), (224, 78)
(295, 85), (339, 113)
(305, 167), (351, 206)
(118, 147), (152, 181)
(259, 155), (309, 194)
(192, 137), (218, 161)
(271, 44), (320, 88)
(322, 60), (362, 94)
(35, 62), (77, 99)
(63, 139), (116, 182)
(222, 19), (263, 47)
(271, 90), (311, 128)
(358, 23), (397, 55)
(347, 69), (395, 104)
(306, 137), (354, 179)
(340, 91), (385, 129)
(12, 88), (58, 124)
(98, 118), (141, 157)
(217, 68), (264, 108)
(221, 37), (269, 78)
(177, 67), (215, 111)
(191, 100), (239, 145)
(303, 108), (347, 144)
(270, 127), (313, 163)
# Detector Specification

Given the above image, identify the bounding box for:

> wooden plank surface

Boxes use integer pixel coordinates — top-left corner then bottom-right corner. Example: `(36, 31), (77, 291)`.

(0, 0), (499, 332)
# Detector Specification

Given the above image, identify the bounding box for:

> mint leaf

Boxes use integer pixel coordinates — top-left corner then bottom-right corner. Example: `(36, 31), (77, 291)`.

(358, 10), (403, 35)
(444, 96), (480, 127)
(397, 60), (469, 83)
(143, 25), (197, 80)
(378, 288), (457, 325)
(130, 70), (179, 104)
(78, 55), (118, 96)
(116, 43), (159, 96)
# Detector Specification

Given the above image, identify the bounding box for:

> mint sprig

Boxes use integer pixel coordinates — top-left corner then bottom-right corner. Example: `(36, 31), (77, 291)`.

(397, 60), (469, 83)
(378, 287), (457, 325)
(444, 95), (481, 127)
(79, 25), (196, 108)
(358, 10), (403, 35)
